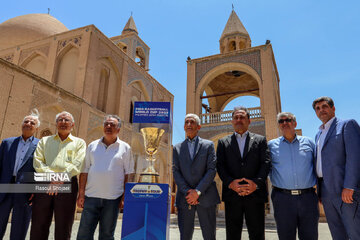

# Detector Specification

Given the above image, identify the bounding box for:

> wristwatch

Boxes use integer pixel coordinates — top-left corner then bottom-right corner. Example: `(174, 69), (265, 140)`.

(196, 189), (201, 196)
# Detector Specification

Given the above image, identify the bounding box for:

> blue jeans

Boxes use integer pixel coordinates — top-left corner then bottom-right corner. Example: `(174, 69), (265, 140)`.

(77, 196), (121, 240)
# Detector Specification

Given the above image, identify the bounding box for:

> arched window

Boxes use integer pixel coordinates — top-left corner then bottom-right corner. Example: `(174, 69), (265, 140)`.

(229, 41), (237, 51)
(23, 54), (47, 79)
(117, 42), (127, 53)
(40, 129), (52, 138)
(56, 46), (79, 93)
(97, 69), (109, 111)
(135, 47), (146, 68)
(239, 41), (246, 50)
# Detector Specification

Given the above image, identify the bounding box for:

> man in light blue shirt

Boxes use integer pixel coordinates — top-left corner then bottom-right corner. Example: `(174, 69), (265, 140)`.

(268, 112), (319, 240)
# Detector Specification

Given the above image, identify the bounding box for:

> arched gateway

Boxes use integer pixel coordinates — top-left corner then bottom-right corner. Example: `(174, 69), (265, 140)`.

(186, 10), (282, 212)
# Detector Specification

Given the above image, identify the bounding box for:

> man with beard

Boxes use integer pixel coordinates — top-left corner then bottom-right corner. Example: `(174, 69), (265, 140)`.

(313, 96), (360, 240)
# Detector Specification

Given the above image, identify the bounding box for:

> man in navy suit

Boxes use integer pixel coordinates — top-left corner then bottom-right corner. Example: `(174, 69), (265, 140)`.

(0, 112), (40, 240)
(173, 113), (220, 240)
(217, 106), (271, 240)
(313, 96), (360, 240)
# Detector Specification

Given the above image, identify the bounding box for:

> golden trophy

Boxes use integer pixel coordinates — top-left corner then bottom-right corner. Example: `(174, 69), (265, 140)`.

(139, 127), (165, 183)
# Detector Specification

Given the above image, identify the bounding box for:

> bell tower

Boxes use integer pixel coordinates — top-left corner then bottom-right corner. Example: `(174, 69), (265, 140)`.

(219, 10), (251, 53)
(111, 16), (150, 70)
(186, 9), (282, 145)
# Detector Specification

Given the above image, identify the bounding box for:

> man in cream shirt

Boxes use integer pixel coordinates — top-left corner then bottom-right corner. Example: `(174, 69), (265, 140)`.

(30, 111), (86, 240)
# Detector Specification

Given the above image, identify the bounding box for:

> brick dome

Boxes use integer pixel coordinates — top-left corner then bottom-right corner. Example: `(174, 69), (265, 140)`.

(0, 14), (68, 50)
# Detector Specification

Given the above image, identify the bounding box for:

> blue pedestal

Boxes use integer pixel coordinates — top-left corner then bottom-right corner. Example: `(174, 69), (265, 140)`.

(121, 183), (171, 240)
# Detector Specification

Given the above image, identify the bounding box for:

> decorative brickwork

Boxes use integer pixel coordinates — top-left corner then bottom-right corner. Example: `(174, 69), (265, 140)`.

(127, 64), (153, 100)
(31, 88), (57, 108)
(198, 120), (266, 140)
(195, 50), (261, 88)
(121, 127), (132, 145)
(0, 54), (14, 63)
(30, 88), (81, 123)
(19, 45), (50, 64)
(57, 36), (82, 55)
(88, 111), (104, 132)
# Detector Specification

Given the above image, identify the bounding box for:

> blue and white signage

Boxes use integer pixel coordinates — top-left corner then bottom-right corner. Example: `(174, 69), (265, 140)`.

(130, 184), (163, 199)
(133, 102), (171, 124)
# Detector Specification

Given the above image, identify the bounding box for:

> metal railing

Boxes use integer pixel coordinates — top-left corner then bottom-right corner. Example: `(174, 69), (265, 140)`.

(199, 107), (262, 125)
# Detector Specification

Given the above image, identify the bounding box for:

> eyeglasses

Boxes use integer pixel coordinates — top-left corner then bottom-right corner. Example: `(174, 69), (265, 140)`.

(57, 118), (72, 123)
(104, 122), (118, 128)
(278, 118), (292, 124)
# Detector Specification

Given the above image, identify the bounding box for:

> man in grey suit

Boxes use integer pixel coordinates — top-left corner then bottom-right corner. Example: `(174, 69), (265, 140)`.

(173, 113), (220, 240)
(313, 96), (360, 240)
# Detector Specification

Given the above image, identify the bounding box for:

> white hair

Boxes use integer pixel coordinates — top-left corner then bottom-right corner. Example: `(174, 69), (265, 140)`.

(55, 111), (75, 123)
(185, 113), (201, 125)
(23, 108), (40, 127)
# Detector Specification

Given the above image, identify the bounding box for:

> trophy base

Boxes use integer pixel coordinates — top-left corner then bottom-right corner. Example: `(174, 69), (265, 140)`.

(139, 173), (159, 183)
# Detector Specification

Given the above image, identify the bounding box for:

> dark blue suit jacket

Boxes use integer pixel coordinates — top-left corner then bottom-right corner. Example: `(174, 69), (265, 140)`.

(315, 117), (360, 199)
(0, 136), (39, 204)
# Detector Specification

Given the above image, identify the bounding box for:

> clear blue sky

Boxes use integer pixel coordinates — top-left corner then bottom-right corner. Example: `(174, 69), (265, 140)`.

(2, 0), (360, 144)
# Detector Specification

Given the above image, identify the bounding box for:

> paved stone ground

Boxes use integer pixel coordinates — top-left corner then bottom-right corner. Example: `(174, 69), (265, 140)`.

(6, 215), (332, 239)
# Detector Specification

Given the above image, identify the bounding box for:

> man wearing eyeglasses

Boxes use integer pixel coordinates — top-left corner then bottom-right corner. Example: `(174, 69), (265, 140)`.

(76, 115), (134, 240)
(268, 112), (318, 240)
(30, 111), (86, 240)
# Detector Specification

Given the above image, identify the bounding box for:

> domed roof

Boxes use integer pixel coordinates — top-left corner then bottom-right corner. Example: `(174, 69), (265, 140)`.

(0, 14), (68, 50)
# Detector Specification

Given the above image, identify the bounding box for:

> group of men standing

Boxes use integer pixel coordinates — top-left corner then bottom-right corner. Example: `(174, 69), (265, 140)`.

(0, 111), (134, 240)
(173, 96), (360, 240)
(0, 95), (359, 240)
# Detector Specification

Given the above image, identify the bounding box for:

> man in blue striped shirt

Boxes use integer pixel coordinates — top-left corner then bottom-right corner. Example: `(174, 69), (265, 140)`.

(268, 112), (319, 240)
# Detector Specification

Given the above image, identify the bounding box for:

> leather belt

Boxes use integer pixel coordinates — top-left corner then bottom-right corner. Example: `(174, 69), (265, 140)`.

(273, 186), (314, 195)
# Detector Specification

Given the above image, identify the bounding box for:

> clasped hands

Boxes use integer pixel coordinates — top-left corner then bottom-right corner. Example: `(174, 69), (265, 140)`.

(186, 189), (199, 205)
(229, 178), (257, 196)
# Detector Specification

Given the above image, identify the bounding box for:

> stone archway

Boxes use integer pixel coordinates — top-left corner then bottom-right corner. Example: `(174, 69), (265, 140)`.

(195, 62), (263, 115)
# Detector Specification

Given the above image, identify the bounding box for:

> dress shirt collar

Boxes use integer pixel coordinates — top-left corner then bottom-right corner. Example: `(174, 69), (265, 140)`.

(20, 135), (34, 143)
(100, 137), (121, 147)
(319, 116), (335, 131)
(235, 131), (248, 138)
(280, 134), (299, 144)
(186, 135), (198, 143)
(54, 133), (74, 142)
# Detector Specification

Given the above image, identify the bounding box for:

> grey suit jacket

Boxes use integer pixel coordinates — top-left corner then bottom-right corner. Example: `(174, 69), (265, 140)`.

(173, 137), (220, 208)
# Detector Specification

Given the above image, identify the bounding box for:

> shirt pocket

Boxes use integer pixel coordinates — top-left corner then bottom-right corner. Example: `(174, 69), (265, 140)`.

(66, 150), (74, 162)
(299, 147), (312, 152)
(299, 147), (313, 158)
